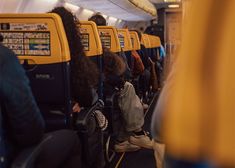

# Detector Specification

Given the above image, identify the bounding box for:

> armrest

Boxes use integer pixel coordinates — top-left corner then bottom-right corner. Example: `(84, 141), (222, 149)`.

(11, 136), (52, 168)
(74, 100), (104, 132)
(104, 90), (119, 107)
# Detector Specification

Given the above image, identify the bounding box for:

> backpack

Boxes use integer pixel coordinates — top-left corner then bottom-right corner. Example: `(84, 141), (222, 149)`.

(118, 82), (144, 131)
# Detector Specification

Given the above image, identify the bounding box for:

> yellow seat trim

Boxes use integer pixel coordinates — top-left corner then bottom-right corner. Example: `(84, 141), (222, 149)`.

(0, 13), (70, 64)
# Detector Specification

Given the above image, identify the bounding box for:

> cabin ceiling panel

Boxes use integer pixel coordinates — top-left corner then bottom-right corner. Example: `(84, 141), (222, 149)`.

(67, 0), (155, 21)
(0, 0), (23, 13)
(149, 0), (165, 3)
(0, 0), (59, 13)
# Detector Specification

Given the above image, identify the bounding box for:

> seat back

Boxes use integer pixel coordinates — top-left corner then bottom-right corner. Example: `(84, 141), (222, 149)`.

(97, 26), (121, 53)
(79, 21), (103, 98)
(141, 33), (151, 49)
(0, 13), (71, 131)
(117, 29), (133, 52)
(148, 34), (160, 59)
(117, 29), (133, 69)
(142, 33), (155, 62)
(130, 31), (141, 51)
(79, 21), (103, 57)
(149, 35), (161, 48)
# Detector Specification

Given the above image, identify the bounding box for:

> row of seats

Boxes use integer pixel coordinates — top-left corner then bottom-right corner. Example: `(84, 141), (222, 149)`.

(0, 13), (162, 168)
(79, 22), (161, 55)
(78, 20), (163, 164)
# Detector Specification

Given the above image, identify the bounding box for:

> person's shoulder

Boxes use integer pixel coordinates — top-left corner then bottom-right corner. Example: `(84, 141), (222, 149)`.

(0, 44), (15, 55)
(0, 44), (17, 64)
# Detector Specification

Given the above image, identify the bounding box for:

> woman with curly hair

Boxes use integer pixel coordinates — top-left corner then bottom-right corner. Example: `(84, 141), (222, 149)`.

(50, 7), (99, 111)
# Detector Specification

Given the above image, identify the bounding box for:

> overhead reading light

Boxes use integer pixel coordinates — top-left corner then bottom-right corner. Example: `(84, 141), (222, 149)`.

(64, 3), (80, 13)
(82, 9), (94, 16)
(102, 14), (108, 19)
(164, 0), (181, 2)
(168, 4), (180, 8)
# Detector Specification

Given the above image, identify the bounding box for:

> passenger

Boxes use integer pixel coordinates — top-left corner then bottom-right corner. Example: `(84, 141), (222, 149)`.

(130, 39), (146, 98)
(132, 30), (153, 99)
(144, 18), (164, 45)
(88, 13), (132, 81)
(0, 43), (83, 168)
(134, 30), (150, 70)
(139, 27), (144, 33)
(102, 48), (153, 152)
(131, 50), (144, 78)
(151, 0), (235, 167)
(88, 12), (107, 26)
(50, 7), (99, 112)
(89, 14), (152, 150)
(144, 18), (158, 35)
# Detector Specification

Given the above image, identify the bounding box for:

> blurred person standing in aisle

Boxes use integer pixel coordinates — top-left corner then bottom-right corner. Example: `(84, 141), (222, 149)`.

(152, 0), (235, 167)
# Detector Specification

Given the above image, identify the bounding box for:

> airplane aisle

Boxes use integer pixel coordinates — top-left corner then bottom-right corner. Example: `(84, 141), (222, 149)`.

(111, 93), (159, 168)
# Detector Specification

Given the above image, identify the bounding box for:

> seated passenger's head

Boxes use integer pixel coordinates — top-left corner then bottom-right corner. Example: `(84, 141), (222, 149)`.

(50, 7), (85, 59)
(89, 13), (107, 26)
(103, 48), (126, 76)
(50, 7), (99, 103)
(150, 18), (158, 25)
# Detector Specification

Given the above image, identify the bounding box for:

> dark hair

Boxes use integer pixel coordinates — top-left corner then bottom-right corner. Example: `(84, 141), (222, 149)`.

(103, 48), (126, 76)
(50, 7), (99, 104)
(103, 48), (126, 89)
(139, 27), (144, 31)
(88, 13), (106, 26)
(0, 34), (3, 42)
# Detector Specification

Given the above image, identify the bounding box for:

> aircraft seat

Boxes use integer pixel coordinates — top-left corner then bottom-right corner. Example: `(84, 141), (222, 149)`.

(149, 35), (163, 89)
(97, 26), (121, 53)
(117, 29), (133, 71)
(141, 33), (152, 59)
(79, 21), (103, 99)
(97, 26), (125, 162)
(0, 13), (72, 130)
(0, 13), (104, 168)
(130, 31), (141, 51)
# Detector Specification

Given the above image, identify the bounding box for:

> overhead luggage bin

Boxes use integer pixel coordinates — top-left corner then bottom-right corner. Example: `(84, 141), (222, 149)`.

(97, 26), (121, 53)
(141, 33), (151, 49)
(129, 31), (141, 51)
(79, 21), (103, 57)
(117, 29), (133, 52)
(68, 0), (156, 21)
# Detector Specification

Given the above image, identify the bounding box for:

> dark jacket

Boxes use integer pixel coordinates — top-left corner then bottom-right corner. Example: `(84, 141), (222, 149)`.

(0, 45), (45, 166)
(138, 45), (150, 70)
